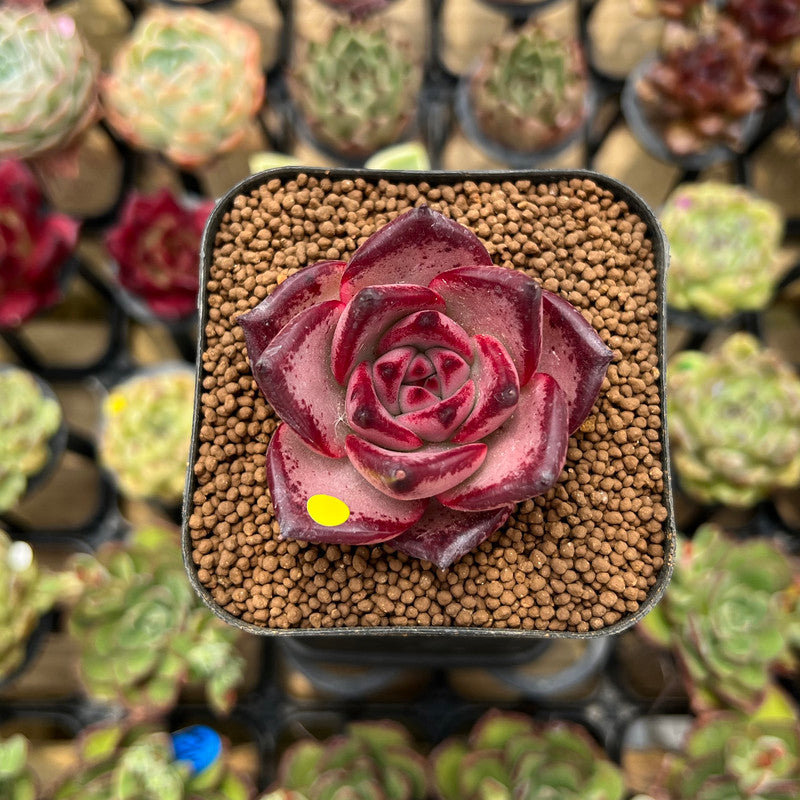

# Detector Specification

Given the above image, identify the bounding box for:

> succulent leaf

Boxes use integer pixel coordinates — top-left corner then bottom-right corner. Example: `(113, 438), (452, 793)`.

(0, 734), (37, 800)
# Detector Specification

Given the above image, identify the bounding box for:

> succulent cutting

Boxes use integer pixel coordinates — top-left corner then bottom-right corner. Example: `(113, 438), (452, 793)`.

(0, 4), (98, 162)
(289, 24), (421, 159)
(0, 734), (38, 800)
(52, 722), (252, 800)
(468, 22), (589, 154)
(667, 333), (800, 507)
(639, 525), (800, 713)
(0, 368), (62, 514)
(240, 205), (612, 569)
(99, 368), (194, 504)
(432, 709), (625, 800)
(634, 20), (763, 156)
(261, 720), (428, 800)
(105, 189), (214, 320)
(101, 8), (264, 168)
(0, 160), (79, 329)
(656, 691), (800, 799)
(67, 526), (244, 717)
(661, 182), (784, 318)
(0, 532), (67, 683)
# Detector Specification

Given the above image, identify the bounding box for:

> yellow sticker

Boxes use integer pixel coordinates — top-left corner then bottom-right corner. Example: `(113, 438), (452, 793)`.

(307, 494), (350, 527)
(108, 395), (127, 415)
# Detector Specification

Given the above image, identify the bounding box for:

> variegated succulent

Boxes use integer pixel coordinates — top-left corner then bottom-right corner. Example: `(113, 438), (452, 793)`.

(640, 525), (800, 713)
(0, 5), (98, 161)
(102, 8), (264, 168)
(667, 334), (800, 506)
(661, 182), (784, 318)
(656, 690), (800, 799)
(0, 368), (62, 514)
(469, 21), (589, 153)
(99, 368), (194, 504)
(433, 710), (625, 800)
(1, 532), (69, 683)
(261, 721), (429, 800)
(53, 722), (252, 800)
(0, 734), (38, 800)
(289, 25), (421, 159)
(67, 526), (244, 717)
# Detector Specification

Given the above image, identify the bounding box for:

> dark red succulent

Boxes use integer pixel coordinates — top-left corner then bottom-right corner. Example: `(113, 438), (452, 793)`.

(105, 189), (214, 320)
(0, 159), (79, 329)
(636, 20), (763, 155)
(240, 206), (612, 569)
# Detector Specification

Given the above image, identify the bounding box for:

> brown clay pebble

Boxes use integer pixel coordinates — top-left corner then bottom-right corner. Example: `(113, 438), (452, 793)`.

(190, 176), (668, 632)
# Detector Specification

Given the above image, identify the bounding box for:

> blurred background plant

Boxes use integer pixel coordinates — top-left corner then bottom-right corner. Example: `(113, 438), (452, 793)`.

(0, 733), (39, 800)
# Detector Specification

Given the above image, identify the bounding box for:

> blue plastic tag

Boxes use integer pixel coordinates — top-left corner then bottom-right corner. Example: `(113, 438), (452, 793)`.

(169, 725), (222, 774)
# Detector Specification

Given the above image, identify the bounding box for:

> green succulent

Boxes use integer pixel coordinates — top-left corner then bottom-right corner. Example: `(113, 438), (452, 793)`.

(0, 6), (98, 160)
(262, 720), (429, 800)
(662, 183), (784, 319)
(0, 531), (67, 682)
(667, 333), (800, 506)
(0, 734), (38, 800)
(660, 689), (800, 799)
(99, 368), (194, 504)
(68, 526), (244, 717)
(470, 22), (588, 153)
(290, 25), (422, 158)
(53, 723), (252, 800)
(432, 710), (625, 800)
(101, 7), (264, 168)
(640, 525), (800, 713)
(0, 368), (62, 513)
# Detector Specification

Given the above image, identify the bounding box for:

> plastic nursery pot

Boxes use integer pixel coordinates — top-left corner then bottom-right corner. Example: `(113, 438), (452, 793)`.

(183, 166), (676, 644)
(0, 365), (68, 517)
(621, 59), (763, 171)
(454, 69), (595, 169)
(474, 0), (567, 19)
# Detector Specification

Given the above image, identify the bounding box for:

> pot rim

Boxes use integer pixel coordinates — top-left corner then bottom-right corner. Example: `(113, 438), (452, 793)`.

(183, 166), (676, 639)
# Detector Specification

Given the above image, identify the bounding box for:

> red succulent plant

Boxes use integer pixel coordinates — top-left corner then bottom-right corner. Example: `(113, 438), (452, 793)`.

(0, 159), (79, 329)
(105, 189), (214, 320)
(240, 207), (612, 569)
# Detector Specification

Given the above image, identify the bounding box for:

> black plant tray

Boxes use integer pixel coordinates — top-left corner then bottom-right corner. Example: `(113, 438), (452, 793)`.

(183, 165), (677, 642)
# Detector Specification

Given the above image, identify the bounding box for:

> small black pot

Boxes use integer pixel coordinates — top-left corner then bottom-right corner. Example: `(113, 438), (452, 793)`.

(184, 167), (675, 647)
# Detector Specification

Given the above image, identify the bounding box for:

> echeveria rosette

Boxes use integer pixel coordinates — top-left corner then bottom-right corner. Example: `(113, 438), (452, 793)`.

(639, 525), (800, 714)
(105, 190), (214, 320)
(0, 159), (80, 329)
(240, 206), (612, 570)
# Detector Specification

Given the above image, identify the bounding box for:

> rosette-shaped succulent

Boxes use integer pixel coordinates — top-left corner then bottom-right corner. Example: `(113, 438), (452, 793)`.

(53, 722), (252, 800)
(726, 0), (800, 91)
(432, 710), (625, 800)
(68, 526), (244, 717)
(99, 368), (194, 503)
(0, 5), (98, 161)
(102, 8), (264, 168)
(657, 695), (800, 800)
(105, 190), (214, 320)
(667, 334), (800, 506)
(0, 368), (62, 514)
(634, 20), (763, 155)
(469, 22), (588, 153)
(0, 160), (79, 329)
(262, 721), (428, 800)
(1, 532), (66, 682)
(661, 182), (784, 318)
(289, 25), (421, 159)
(639, 525), (800, 713)
(240, 206), (612, 569)
(0, 734), (38, 800)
